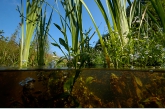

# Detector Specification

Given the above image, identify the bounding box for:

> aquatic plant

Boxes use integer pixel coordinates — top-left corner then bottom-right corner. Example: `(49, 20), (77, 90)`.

(49, 0), (87, 69)
(35, 5), (53, 67)
(15, 70), (80, 108)
(4, 69), (165, 108)
(17, 0), (43, 68)
(81, 28), (99, 68)
(80, 0), (138, 68)
(80, 0), (110, 68)
(150, 0), (165, 33)
(85, 0), (165, 68)
(46, 1), (86, 100)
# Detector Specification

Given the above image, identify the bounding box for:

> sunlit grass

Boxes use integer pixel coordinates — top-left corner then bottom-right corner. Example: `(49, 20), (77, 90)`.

(18, 0), (43, 68)
(36, 5), (53, 67)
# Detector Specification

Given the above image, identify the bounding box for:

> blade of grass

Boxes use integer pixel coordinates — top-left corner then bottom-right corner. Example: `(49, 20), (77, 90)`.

(150, 0), (165, 32)
(19, 0), (24, 68)
(22, 0), (43, 67)
(80, 0), (110, 68)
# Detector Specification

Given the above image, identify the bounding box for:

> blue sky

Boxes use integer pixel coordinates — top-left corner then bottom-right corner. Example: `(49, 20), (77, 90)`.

(0, 0), (114, 56)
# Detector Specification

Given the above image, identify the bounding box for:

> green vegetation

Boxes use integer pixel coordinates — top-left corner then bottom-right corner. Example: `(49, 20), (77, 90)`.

(0, 28), (20, 67)
(1, 0), (165, 69)
(85, 0), (165, 68)
(35, 5), (53, 67)
(4, 69), (165, 108)
(0, 28), (55, 67)
(17, 0), (44, 68)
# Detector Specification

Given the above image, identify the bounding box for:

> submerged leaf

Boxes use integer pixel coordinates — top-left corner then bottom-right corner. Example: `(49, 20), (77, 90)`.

(64, 77), (74, 93)
(134, 76), (143, 87)
(116, 86), (123, 94)
(140, 97), (163, 108)
(110, 73), (118, 79)
(86, 76), (94, 84)
(136, 87), (142, 99)
(120, 81), (126, 88)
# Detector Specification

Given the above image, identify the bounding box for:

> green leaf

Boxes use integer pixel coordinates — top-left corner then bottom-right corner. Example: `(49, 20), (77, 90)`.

(44, 8), (53, 37)
(59, 38), (69, 51)
(136, 86), (142, 99)
(51, 42), (67, 58)
(86, 76), (94, 84)
(63, 76), (74, 93)
(51, 43), (61, 48)
(134, 76), (143, 87)
(54, 23), (64, 34)
(150, 0), (165, 33)
(80, 0), (109, 66)
(129, 0), (137, 28)
(56, 56), (66, 65)
(20, 0), (43, 67)
(66, 5), (75, 18)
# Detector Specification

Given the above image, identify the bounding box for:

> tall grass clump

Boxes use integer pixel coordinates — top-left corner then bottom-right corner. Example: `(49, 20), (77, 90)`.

(80, 0), (137, 68)
(150, 0), (165, 33)
(47, 0), (88, 69)
(17, 0), (43, 68)
(36, 5), (53, 67)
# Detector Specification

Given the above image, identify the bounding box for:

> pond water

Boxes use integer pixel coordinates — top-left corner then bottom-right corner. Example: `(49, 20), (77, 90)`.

(0, 68), (165, 107)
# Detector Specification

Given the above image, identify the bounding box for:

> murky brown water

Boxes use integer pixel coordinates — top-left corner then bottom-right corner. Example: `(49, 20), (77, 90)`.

(0, 68), (165, 107)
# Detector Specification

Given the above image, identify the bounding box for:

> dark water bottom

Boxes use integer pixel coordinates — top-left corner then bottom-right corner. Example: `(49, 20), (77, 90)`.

(0, 69), (165, 108)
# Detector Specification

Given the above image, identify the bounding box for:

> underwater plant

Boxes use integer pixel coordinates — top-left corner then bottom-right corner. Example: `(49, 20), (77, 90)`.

(13, 71), (80, 108)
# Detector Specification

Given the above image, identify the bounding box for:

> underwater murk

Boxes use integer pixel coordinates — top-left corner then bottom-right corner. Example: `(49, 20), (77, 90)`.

(0, 68), (165, 108)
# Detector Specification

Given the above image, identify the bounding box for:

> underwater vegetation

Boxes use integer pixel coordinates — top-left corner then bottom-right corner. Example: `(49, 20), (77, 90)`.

(6, 70), (79, 108)
(1, 69), (164, 108)
(72, 69), (165, 108)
